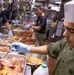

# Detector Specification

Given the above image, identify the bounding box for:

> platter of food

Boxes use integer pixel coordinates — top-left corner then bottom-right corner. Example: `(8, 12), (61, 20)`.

(13, 30), (38, 46)
(0, 52), (27, 75)
(27, 57), (43, 65)
(12, 27), (23, 35)
(21, 53), (48, 73)
(0, 38), (17, 46)
(24, 53), (48, 66)
(0, 46), (9, 52)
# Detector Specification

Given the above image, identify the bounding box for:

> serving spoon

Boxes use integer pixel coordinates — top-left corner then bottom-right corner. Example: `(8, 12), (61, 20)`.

(0, 37), (23, 59)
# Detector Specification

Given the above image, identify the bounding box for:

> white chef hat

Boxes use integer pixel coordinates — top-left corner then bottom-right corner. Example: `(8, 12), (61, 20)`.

(64, 0), (74, 23)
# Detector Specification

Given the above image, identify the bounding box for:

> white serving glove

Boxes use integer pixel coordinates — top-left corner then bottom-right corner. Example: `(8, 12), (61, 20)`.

(10, 42), (30, 52)
(12, 20), (19, 24)
(0, 33), (5, 37)
(23, 24), (31, 30)
(8, 30), (13, 38)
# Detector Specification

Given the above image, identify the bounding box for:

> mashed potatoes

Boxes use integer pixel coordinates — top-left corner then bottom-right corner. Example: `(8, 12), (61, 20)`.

(27, 57), (43, 65)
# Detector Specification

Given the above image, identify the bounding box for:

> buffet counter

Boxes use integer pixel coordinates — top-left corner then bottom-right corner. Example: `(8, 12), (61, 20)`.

(25, 65), (31, 75)
(0, 26), (48, 75)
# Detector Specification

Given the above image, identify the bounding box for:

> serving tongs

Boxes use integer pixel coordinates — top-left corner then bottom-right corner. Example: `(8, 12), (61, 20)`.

(0, 37), (23, 59)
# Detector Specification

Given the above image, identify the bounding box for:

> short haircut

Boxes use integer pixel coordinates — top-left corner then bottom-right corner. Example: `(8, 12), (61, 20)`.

(0, 3), (2, 8)
(37, 6), (44, 12)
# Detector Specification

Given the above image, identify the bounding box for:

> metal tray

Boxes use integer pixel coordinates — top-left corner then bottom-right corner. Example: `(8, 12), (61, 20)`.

(12, 28), (39, 46)
(0, 45), (9, 52)
(0, 52), (27, 75)
(0, 38), (17, 46)
(12, 27), (23, 35)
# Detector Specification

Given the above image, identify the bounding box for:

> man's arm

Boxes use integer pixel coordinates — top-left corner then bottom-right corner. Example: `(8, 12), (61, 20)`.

(31, 25), (41, 30)
(2, 15), (11, 30)
(4, 22), (11, 30)
(30, 22), (36, 26)
(30, 45), (48, 55)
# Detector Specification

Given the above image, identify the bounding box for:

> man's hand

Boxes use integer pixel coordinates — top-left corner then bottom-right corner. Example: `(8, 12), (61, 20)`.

(23, 24), (31, 30)
(10, 42), (30, 52)
(0, 33), (4, 37)
(8, 30), (13, 38)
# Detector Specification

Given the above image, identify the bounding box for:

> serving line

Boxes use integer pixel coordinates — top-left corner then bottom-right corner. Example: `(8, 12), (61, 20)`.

(0, 37), (23, 59)
(25, 65), (31, 75)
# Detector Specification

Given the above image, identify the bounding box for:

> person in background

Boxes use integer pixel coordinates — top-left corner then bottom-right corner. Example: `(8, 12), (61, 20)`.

(0, 3), (13, 38)
(2, 2), (18, 24)
(47, 20), (57, 42)
(2, 3), (13, 24)
(24, 6), (47, 45)
(11, 1), (74, 75)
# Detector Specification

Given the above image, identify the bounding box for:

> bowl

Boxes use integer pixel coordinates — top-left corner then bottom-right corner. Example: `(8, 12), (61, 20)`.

(24, 53), (48, 73)
(19, 53), (48, 65)
(25, 53), (48, 64)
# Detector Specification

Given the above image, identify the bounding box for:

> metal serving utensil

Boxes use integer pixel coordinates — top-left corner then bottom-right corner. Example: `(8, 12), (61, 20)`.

(0, 45), (11, 59)
(0, 37), (23, 59)
(0, 50), (10, 59)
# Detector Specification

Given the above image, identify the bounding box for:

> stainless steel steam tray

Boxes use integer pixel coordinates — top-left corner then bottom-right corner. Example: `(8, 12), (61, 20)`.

(0, 52), (27, 75)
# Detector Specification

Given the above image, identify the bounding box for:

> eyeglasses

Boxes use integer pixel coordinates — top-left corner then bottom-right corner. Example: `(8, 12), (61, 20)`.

(64, 26), (74, 33)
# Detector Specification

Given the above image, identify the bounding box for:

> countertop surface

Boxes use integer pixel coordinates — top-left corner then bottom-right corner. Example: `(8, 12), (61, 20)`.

(25, 65), (31, 75)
